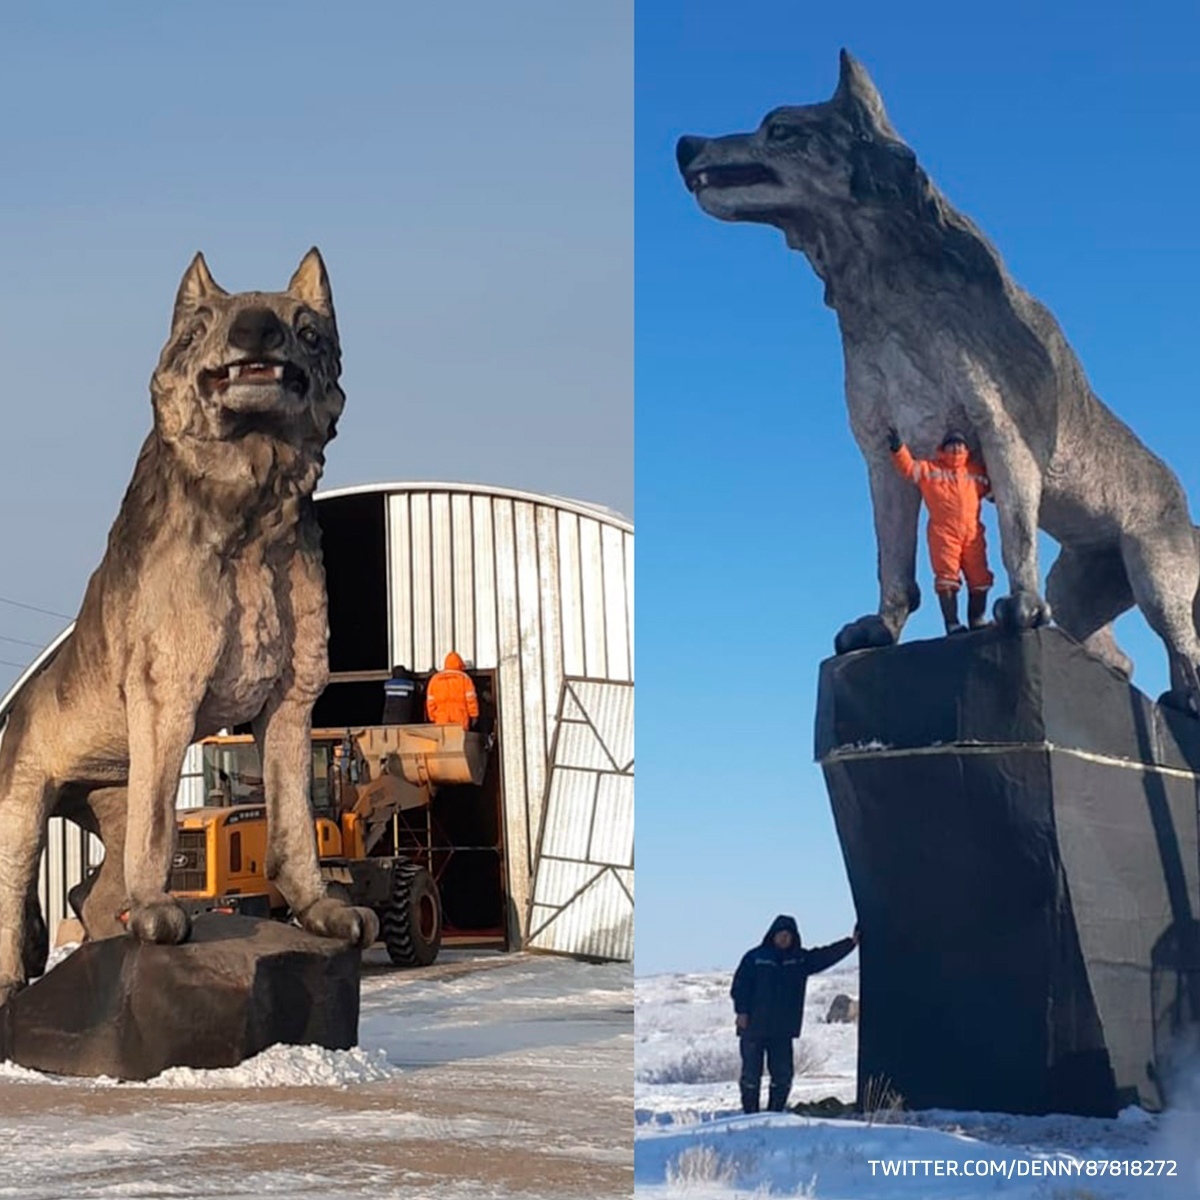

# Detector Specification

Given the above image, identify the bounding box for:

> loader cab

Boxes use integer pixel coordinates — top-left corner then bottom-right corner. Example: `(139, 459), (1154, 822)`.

(200, 738), (339, 821)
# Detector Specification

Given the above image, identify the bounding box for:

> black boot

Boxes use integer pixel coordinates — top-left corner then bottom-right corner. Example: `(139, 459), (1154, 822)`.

(740, 1086), (760, 1114)
(938, 591), (965, 635)
(968, 589), (990, 629)
(767, 1087), (791, 1112)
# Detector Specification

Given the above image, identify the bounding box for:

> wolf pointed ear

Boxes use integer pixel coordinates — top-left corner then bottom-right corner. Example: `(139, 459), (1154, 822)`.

(288, 247), (335, 318)
(833, 49), (897, 138)
(172, 252), (227, 331)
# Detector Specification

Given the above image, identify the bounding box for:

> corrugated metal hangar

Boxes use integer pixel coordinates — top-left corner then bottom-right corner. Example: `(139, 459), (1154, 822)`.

(0, 481), (634, 961)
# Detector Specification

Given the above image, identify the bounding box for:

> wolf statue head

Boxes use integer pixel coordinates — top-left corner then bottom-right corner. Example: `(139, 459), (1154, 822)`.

(676, 51), (975, 301)
(149, 248), (345, 501)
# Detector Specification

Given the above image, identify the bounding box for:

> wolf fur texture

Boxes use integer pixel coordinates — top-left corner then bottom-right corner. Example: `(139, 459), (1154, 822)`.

(0, 250), (379, 1006)
(676, 50), (1200, 711)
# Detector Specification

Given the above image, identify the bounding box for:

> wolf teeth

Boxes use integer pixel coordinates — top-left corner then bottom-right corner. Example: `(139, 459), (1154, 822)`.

(224, 363), (284, 382)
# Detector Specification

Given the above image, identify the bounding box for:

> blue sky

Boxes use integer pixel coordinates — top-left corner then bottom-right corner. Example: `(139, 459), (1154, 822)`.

(636, 0), (1200, 974)
(0, 2), (631, 693)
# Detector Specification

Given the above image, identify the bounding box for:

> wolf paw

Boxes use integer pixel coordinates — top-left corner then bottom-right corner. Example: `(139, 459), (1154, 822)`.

(0, 978), (26, 1009)
(126, 897), (192, 945)
(993, 591), (1052, 632)
(300, 897), (380, 948)
(834, 615), (896, 655)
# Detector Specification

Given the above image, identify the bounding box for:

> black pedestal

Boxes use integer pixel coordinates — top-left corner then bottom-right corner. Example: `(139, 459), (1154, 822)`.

(816, 627), (1200, 1116)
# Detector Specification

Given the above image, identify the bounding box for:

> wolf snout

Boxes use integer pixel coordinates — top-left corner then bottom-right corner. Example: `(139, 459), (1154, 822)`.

(228, 306), (286, 357)
(676, 135), (708, 176)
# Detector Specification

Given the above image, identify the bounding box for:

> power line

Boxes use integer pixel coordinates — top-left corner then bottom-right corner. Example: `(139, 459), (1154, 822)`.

(0, 633), (45, 649)
(0, 595), (71, 621)
(0, 658), (29, 670)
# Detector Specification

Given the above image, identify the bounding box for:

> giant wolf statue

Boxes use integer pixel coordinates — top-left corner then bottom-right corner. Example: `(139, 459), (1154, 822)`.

(0, 250), (379, 1006)
(677, 51), (1200, 711)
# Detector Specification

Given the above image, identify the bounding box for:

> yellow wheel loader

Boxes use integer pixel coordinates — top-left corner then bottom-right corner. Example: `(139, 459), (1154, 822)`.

(165, 723), (488, 967)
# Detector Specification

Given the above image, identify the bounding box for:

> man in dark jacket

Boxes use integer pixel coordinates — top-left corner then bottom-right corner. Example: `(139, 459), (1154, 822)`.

(382, 664), (421, 724)
(731, 914), (858, 1113)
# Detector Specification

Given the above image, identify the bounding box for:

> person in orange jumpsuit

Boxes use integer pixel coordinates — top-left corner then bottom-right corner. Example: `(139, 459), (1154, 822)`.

(888, 428), (994, 635)
(425, 651), (480, 730)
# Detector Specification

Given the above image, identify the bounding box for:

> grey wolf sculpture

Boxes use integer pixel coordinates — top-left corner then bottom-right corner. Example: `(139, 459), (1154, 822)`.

(0, 250), (379, 1006)
(677, 51), (1200, 710)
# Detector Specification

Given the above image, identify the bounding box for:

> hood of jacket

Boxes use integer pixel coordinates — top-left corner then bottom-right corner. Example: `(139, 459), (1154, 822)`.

(443, 651), (466, 671)
(761, 914), (802, 947)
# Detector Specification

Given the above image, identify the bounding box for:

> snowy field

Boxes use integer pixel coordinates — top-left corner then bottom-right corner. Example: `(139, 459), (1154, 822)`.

(0, 948), (632, 1199)
(636, 965), (1200, 1198)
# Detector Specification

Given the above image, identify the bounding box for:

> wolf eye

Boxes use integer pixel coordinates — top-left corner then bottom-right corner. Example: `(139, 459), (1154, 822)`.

(298, 326), (320, 347)
(767, 123), (800, 143)
(176, 323), (203, 350)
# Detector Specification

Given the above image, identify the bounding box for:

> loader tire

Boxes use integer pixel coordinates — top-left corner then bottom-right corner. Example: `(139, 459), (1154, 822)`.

(382, 863), (441, 967)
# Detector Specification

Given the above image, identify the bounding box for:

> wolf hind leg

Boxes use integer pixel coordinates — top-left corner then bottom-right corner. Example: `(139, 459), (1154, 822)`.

(63, 787), (129, 941)
(0, 753), (53, 1005)
(1120, 529), (1200, 715)
(22, 886), (48, 981)
(1046, 545), (1135, 677)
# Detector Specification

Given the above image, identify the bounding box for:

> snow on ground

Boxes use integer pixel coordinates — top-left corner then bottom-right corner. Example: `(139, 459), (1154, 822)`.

(0, 949), (632, 1199)
(636, 965), (1200, 1198)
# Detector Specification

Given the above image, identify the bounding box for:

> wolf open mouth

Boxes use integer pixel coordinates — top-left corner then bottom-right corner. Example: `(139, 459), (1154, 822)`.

(202, 360), (308, 398)
(687, 163), (781, 193)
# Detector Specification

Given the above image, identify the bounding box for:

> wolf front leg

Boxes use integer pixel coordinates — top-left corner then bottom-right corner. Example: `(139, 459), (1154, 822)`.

(123, 692), (197, 945)
(834, 455), (922, 654)
(254, 694), (378, 947)
(0, 743), (52, 1006)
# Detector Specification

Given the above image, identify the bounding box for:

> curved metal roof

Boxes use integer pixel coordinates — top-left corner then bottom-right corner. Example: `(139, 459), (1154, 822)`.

(317, 479), (632, 532)
(0, 481), (632, 724)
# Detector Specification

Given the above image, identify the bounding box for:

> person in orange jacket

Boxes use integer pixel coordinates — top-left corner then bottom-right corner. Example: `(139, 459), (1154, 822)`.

(425, 651), (480, 730)
(888, 427), (994, 635)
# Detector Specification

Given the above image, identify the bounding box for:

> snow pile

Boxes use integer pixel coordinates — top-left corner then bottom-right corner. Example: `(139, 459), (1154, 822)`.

(0, 1059), (50, 1083)
(0, 1044), (396, 1089)
(140, 1043), (396, 1088)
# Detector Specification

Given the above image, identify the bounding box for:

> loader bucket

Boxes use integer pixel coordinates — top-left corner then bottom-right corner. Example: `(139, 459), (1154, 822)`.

(393, 724), (488, 787)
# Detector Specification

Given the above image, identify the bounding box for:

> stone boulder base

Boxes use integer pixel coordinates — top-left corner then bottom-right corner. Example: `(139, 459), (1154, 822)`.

(0, 914), (361, 1081)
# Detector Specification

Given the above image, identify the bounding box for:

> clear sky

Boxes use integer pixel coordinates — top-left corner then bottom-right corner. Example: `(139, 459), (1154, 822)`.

(0, 2), (631, 694)
(636, 0), (1200, 974)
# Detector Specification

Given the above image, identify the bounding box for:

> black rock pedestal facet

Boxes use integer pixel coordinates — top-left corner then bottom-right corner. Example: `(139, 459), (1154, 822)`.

(0, 914), (361, 1081)
(816, 626), (1200, 1117)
